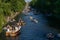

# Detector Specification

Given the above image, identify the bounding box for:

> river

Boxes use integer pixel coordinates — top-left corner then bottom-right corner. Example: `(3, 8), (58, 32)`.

(1, 10), (60, 40)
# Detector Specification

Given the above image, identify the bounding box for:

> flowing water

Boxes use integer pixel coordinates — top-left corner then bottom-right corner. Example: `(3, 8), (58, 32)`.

(0, 11), (60, 40)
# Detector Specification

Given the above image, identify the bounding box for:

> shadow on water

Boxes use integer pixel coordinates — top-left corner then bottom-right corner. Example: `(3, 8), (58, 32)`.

(46, 16), (60, 31)
(0, 31), (6, 40)
(6, 35), (20, 40)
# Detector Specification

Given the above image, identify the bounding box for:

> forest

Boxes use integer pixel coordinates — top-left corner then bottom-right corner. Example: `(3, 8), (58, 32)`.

(0, 0), (25, 32)
(30, 0), (60, 19)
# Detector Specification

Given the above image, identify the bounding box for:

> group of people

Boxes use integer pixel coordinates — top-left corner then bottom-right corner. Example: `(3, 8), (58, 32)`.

(4, 18), (25, 32)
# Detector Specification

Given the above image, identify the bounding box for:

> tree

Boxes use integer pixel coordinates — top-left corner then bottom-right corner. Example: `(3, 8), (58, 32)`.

(0, 0), (25, 32)
(30, 0), (60, 18)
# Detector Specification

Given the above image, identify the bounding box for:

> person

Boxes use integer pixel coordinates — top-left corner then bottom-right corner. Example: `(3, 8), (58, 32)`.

(18, 21), (22, 26)
(18, 25), (21, 30)
(33, 19), (38, 23)
(7, 28), (10, 32)
(9, 26), (12, 31)
(30, 16), (33, 21)
(6, 25), (10, 32)
(15, 26), (18, 31)
(16, 23), (21, 29)
(7, 25), (10, 28)
(20, 20), (24, 23)
(10, 19), (16, 22)
(12, 19), (16, 22)
(19, 18), (22, 23)
(17, 23), (20, 26)
(47, 33), (54, 40)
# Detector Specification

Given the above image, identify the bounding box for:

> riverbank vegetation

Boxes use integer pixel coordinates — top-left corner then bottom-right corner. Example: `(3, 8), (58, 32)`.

(0, 0), (25, 32)
(30, 0), (60, 29)
(30, 0), (60, 18)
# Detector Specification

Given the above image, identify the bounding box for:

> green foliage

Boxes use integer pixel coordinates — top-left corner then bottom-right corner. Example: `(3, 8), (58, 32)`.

(0, 11), (5, 32)
(31, 0), (60, 18)
(10, 0), (25, 12)
(0, 0), (25, 32)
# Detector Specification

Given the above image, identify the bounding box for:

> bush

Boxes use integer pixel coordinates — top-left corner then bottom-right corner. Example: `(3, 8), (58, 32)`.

(0, 0), (25, 32)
